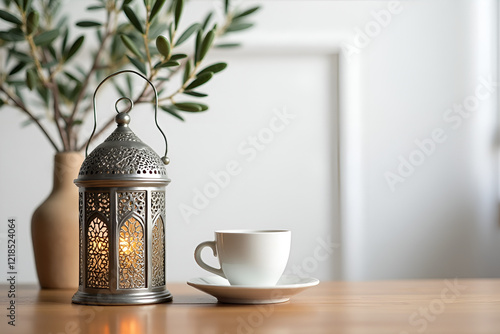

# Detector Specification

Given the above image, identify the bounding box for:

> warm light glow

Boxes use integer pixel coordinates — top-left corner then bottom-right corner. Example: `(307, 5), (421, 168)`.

(120, 238), (131, 255)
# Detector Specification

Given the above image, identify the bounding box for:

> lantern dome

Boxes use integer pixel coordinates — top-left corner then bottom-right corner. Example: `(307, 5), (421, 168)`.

(77, 112), (169, 183)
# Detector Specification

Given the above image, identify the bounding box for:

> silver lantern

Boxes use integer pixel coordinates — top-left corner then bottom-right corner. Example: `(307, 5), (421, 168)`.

(72, 70), (172, 305)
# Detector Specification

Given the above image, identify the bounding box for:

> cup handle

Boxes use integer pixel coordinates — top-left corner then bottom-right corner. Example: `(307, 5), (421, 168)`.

(194, 241), (226, 279)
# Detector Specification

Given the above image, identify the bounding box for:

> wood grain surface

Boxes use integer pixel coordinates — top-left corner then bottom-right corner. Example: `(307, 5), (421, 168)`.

(1, 280), (499, 333)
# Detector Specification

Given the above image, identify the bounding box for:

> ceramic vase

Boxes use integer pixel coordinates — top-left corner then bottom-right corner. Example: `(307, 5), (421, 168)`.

(31, 152), (83, 289)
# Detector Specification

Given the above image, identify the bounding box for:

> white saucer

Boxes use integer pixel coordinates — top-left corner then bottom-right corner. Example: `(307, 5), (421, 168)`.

(186, 275), (319, 304)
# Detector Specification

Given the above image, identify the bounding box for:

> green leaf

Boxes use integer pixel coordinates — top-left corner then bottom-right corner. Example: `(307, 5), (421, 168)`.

(201, 11), (213, 31)
(233, 6), (260, 20)
(185, 72), (213, 91)
(36, 85), (49, 107)
(76, 20), (102, 27)
(121, 34), (143, 59)
(112, 81), (127, 98)
(149, 0), (166, 22)
(183, 90), (207, 97)
(64, 35), (84, 61)
(69, 82), (82, 100)
(8, 61), (26, 76)
(194, 29), (202, 62)
(173, 102), (207, 112)
(41, 60), (57, 68)
(126, 55), (147, 75)
(175, 23), (200, 46)
(8, 49), (31, 62)
(154, 60), (179, 69)
(47, 45), (57, 59)
(174, 0), (183, 29)
(64, 71), (81, 83)
(183, 58), (192, 83)
(126, 74), (133, 96)
(0, 29), (24, 42)
(86, 5), (105, 10)
(123, 5), (144, 34)
(26, 10), (39, 35)
(160, 105), (184, 121)
(33, 29), (59, 46)
(155, 35), (171, 58)
(198, 29), (214, 61)
(170, 53), (187, 60)
(61, 28), (68, 55)
(226, 22), (253, 33)
(26, 68), (37, 90)
(224, 0), (229, 14)
(22, 0), (31, 11)
(197, 62), (226, 76)
(0, 9), (22, 25)
(215, 43), (241, 48)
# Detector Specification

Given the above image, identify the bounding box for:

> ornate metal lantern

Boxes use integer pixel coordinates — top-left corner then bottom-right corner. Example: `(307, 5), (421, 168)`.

(72, 70), (172, 305)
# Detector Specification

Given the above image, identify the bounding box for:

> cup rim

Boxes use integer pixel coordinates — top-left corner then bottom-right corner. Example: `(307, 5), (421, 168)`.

(215, 229), (290, 234)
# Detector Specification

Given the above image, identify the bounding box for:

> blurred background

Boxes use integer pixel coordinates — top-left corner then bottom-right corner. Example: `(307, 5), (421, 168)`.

(1, 0), (499, 284)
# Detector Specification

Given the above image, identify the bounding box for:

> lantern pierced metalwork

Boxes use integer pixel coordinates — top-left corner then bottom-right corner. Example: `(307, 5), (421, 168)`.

(72, 70), (172, 305)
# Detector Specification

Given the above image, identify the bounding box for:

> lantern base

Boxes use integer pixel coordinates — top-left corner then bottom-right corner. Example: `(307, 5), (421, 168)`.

(71, 289), (172, 305)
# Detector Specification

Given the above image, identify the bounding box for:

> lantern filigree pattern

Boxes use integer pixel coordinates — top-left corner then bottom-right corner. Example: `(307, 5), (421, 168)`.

(78, 146), (167, 177)
(87, 216), (109, 288)
(118, 191), (146, 221)
(85, 192), (110, 219)
(79, 192), (83, 286)
(72, 69), (172, 305)
(119, 217), (145, 288)
(151, 191), (165, 287)
(152, 216), (165, 287)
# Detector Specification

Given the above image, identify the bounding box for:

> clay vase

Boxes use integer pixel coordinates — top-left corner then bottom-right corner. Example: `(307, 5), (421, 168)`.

(31, 152), (84, 289)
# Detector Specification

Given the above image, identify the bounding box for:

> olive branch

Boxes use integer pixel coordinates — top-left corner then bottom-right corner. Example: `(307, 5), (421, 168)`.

(0, 0), (260, 152)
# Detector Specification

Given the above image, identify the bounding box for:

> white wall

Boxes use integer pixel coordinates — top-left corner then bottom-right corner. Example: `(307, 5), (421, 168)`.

(0, 0), (499, 284)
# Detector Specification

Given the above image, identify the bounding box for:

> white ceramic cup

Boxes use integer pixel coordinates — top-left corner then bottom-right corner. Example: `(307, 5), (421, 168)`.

(194, 230), (291, 286)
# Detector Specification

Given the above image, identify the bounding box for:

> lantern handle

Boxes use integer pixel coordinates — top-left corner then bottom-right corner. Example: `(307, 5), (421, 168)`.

(85, 70), (169, 165)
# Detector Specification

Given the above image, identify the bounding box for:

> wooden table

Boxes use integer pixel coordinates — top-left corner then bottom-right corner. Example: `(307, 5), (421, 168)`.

(1, 280), (499, 333)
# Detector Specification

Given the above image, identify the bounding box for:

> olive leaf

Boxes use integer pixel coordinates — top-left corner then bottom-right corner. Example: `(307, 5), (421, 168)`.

(126, 55), (147, 75)
(175, 23), (200, 46)
(149, 0), (166, 22)
(197, 62), (227, 76)
(155, 35), (171, 58)
(226, 22), (254, 33)
(26, 68), (38, 90)
(64, 35), (84, 61)
(170, 53), (187, 60)
(26, 10), (39, 35)
(160, 105), (185, 121)
(8, 62), (26, 76)
(173, 102), (208, 112)
(123, 5), (144, 34)
(233, 6), (260, 20)
(197, 29), (214, 62)
(86, 5), (105, 11)
(174, 0), (183, 29)
(0, 9), (22, 25)
(0, 28), (24, 42)
(75, 21), (101, 28)
(33, 29), (59, 46)
(183, 58), (192, 83)
(121, 34), (143, 59)
(154, 60), (179, 69)
(201, 12), (213, 31)
(183, 91), (207, 97)
(185, 72), (213, 91)
(215, 43), (241, 48)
